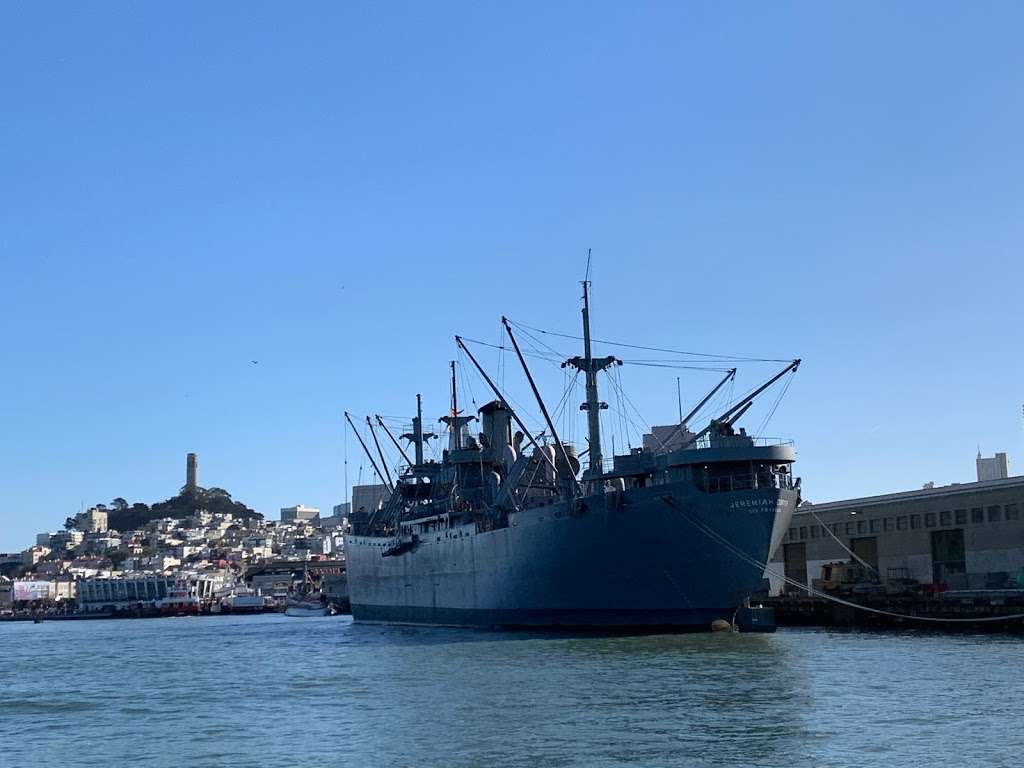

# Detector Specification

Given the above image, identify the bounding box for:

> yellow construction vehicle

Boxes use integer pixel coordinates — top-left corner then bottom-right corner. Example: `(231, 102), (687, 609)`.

(816, 561), (881, 595)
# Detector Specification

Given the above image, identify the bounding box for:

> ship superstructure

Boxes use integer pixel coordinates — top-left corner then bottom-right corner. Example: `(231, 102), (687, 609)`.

(344, 277), (801, 629)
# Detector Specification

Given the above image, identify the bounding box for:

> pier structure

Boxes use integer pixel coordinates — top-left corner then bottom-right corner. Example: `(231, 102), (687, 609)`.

(769, 468), (1024, 595)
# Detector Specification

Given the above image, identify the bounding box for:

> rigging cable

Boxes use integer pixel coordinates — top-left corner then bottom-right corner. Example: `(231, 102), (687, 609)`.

(615, 367), (629, 450)
(551, 369), (581, 440)
(497, 322), (506, 392)
(604, 365), (662, 450)
(458, 335), (565, 364)
(804, 508), (880, 574)
(508, 319), (791, 363)
(624, 360), (737, 373)
(457, 344), (547, 436)
(755, 369), (795, 437)
(602, 374), (649, 452)
(343, 414), (349, 508)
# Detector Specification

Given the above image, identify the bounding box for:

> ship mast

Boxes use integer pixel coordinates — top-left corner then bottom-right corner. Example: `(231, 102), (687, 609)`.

(564, 268), (620, 478)
(401, 393), (437, 468)
(450, 360), (457, 438)
(581, 281), (601, 472)
(439, 360), (475, 450)
(413, 394), (424, 465)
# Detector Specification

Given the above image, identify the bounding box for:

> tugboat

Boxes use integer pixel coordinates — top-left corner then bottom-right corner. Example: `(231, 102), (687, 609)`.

(155, 578), (200, 616)
(344, 273), (801, 630)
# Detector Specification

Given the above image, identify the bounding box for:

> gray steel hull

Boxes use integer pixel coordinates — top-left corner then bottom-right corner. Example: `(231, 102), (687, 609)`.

(344, 482), (796, 629)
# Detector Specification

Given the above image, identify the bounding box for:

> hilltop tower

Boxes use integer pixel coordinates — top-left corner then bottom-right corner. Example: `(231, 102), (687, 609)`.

(186, 452), (199, 490)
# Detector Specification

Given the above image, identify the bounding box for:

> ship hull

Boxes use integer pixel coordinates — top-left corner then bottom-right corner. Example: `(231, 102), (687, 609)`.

(345, 482), (796, 629)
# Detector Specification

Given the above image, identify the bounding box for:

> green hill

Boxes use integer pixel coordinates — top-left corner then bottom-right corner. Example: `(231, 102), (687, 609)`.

(73, 487), (263, 533)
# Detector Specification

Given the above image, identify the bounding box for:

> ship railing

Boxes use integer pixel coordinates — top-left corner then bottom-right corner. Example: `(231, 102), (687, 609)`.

(696, 471), (795, 494)
(747, 437), (795, 447)
(697, 435), (795, 449)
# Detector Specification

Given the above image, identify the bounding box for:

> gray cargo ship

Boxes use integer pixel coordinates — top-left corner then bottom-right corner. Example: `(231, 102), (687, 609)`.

(344, 279), (800, 630)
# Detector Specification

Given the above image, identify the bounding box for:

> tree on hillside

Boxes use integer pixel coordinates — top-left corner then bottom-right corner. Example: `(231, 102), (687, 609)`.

(96, 487), (262, 533)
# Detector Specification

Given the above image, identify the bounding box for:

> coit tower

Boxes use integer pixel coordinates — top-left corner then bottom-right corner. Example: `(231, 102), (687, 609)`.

(186, 453), (198, 490)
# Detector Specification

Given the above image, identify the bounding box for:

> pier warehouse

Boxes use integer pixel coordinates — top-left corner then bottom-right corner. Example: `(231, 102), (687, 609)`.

(769, 468), (1024, 593)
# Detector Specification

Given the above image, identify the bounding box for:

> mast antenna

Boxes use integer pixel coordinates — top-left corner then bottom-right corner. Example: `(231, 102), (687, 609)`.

(439, 360), (475, 450)
(563, 262), (621, 479)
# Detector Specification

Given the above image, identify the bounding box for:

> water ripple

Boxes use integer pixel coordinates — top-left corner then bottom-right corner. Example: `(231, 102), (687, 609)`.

(3, 617), (1024, 766)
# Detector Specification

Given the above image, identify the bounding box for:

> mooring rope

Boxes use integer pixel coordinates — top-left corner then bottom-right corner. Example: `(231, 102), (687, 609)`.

(804, 507), (879, 575)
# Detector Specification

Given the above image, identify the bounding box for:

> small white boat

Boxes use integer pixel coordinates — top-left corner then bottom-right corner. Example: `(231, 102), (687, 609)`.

(284, 597), (329, 617)
(284, 561), (331, 617)
(221, 588), (268, 614)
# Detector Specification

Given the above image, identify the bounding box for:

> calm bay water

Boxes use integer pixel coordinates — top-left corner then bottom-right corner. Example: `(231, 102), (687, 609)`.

(2, 615), (1022, 767)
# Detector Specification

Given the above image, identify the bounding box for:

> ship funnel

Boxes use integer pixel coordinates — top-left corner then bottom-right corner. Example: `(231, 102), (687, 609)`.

(556, 443), (581, 477)
(478, 400), (512, 455)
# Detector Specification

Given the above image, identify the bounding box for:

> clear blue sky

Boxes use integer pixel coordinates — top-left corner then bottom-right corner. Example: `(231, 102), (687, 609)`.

(2, 3), (1022, 551)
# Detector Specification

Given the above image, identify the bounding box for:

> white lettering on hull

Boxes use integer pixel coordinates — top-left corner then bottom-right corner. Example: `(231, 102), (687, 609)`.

(729, 498), (791, 510)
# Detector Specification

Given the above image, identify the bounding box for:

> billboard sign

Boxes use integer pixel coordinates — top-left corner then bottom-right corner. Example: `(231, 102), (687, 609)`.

(13, 580), (53, 601)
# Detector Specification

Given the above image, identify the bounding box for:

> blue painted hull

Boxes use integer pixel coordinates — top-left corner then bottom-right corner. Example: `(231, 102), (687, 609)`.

(345, 482), (796, 629)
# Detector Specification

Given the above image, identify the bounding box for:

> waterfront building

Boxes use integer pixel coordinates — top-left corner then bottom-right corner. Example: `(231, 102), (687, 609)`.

(280, 505), (319, 523)
(318, 512), (348, 530)
(319, 502), (350, 530)
(48, 530), (85, 551)
(67, 557), (112, 579)
(33, 561), (67, 578)
(73, 507), (108, 533)
(50, 579), (76, 603)
(0, 577), (12, 613)
(769, 470), (1024, 593)
(77, 575), (172, 611)
(977, 451), (1010, 482)
(146, 555), (181, 573)
(0, 553), (22, 572)
(80, 533), (122, 556)
(22, 546), (50, 567)
(76, 572), (226, 611)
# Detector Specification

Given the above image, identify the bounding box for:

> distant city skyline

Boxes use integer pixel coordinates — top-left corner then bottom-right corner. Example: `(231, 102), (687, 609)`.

(2, 3), (1023, 550)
